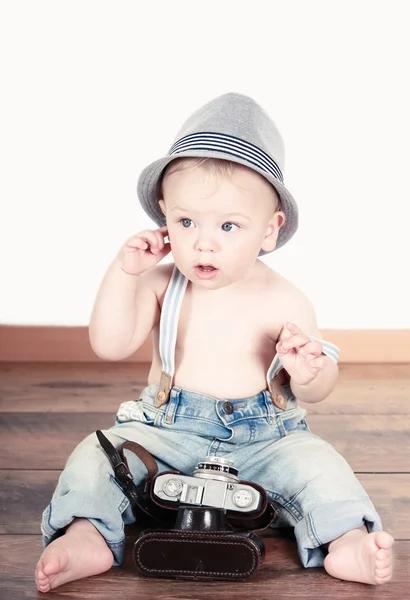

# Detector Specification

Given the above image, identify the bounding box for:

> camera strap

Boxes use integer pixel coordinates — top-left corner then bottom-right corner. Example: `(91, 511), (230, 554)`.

(95, 430), (173, 525)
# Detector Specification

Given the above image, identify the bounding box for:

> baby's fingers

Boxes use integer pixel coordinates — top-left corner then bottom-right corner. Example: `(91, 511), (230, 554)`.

(150, 227), (170, 254)
(126, 231), (159, 252)
(140, 228), (168, 255)
(124, 236), (149, 251)
(281, 333), (310, 351)
(158, 226), (169, 237)
(276, 341), (289, 355)
(299, 341), (322, 356)
(154, 242), (172, 261)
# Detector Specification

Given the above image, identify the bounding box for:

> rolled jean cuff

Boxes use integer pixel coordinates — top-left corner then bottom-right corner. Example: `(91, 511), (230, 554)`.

(294, 499), (383, 568)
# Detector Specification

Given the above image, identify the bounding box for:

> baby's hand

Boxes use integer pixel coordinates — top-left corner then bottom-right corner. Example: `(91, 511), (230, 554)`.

(116, 226), (171, 276)
(276, 322), (326, 385)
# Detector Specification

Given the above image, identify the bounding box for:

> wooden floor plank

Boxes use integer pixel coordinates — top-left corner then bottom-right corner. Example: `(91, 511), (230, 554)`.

(0, 535), (407, 600)
(1, 362), (410, 415)
(1, 471), (408, 538)
(357, 474), (410, 538)
(0, 362), (147, 413)
(1, 412), (409, 471)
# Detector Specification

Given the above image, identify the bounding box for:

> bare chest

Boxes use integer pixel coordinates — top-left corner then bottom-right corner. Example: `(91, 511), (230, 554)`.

(177, 294), (271, 356)
(150, 284), (281, 398)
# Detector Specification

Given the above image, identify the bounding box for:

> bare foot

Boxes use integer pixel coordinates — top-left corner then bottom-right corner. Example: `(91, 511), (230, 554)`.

(324, 528), (394, 584)
(35, 518), (114, 593)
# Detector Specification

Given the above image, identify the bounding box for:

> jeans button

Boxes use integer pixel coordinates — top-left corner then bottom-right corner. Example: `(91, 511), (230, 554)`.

(222, 401), (234, 415)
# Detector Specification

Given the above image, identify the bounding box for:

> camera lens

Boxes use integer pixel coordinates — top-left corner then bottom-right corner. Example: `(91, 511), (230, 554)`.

(193, 456), (239, 482)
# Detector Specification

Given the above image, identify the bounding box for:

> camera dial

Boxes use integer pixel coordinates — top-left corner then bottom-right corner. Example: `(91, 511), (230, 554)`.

(193, 456), (239, 482)
(162, 478), (183, 497)
(232, 488), (253, 508)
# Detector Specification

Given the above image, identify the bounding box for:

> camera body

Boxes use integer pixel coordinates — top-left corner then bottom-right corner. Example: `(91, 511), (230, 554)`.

(153, 456), (263, 513)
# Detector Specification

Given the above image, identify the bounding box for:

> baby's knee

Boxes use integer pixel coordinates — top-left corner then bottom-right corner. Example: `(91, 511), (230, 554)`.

(62, 431), (147, 491)
(65, 432), (109, 469)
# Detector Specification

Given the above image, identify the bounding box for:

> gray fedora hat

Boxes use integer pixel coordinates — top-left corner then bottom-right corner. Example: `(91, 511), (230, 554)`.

(137, 92), (298, 252)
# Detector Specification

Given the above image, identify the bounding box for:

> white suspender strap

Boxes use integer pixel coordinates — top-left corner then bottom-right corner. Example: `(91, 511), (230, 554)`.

(155, 265), (188, 406)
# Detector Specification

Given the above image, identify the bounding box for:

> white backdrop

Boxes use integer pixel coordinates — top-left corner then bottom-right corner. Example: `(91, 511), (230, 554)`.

(1, 0), (409, 327)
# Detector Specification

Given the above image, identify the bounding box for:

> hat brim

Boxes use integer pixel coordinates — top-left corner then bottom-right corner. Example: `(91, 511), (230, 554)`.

(137, 150), (298, 254)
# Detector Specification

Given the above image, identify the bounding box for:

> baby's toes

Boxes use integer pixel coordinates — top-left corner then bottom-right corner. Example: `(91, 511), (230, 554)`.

(375, 531), (394, 549)
(375, 550), (393, 584)
(375, 567), (393, 584)
(35, 568), (50, 592)
(37, 580), (51, 593)
(376, 565), (392, 577)
(35, 562), (45, 580)
(376, 547), (392, 563)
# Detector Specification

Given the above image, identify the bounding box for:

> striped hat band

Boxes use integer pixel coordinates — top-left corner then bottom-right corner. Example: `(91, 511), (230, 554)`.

(169, 132), (284, 184)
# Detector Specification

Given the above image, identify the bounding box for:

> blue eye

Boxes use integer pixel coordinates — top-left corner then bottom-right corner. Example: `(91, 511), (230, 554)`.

(180, 218), (194, 228)
(222, 222), (239, 232)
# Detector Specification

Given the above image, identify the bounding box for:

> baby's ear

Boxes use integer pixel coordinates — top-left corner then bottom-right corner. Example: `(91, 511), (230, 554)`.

(261, 211), (286, 252)
(159, 199), (166, 216)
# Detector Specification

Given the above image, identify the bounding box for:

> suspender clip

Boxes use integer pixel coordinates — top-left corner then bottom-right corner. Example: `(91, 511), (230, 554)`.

(156, 371), (173, 407)
(268, 370), (288, 410)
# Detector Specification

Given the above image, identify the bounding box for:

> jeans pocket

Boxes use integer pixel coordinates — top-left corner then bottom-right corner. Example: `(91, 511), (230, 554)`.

(115, 399), (157, 425)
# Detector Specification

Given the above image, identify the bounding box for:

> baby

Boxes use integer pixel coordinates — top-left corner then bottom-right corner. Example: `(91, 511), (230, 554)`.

(35, 93), (394, 592)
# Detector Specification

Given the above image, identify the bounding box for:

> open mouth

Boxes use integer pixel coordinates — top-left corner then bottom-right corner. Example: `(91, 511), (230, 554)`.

(194, 264), (219, 279)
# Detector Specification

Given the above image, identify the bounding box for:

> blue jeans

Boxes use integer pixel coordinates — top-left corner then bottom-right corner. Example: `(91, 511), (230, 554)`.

(41, 383), (382, 568)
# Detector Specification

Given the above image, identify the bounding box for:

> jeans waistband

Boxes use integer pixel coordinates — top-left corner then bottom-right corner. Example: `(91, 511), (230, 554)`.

(141, 383), (299, 428)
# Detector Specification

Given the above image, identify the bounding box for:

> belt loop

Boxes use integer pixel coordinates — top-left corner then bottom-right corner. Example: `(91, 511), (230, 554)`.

(155, 371), (173, 407)
(262, 390), (276, 421)
(164, 388), (180, 424)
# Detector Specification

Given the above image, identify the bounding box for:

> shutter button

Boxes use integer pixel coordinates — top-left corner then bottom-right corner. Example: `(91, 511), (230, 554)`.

(222, 401), (234, 415)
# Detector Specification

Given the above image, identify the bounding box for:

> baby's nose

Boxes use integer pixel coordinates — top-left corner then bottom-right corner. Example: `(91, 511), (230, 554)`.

(194, 231), (219, 252)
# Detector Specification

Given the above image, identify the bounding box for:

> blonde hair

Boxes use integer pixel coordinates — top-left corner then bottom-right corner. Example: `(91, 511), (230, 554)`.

(156, 157), (281, 211)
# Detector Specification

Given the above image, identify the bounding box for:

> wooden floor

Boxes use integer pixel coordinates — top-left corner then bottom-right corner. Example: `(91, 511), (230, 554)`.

(0, 362), (409, 599)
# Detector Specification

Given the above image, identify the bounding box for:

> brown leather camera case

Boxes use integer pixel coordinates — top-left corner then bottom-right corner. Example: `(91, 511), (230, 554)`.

(133, 529), (265, 581)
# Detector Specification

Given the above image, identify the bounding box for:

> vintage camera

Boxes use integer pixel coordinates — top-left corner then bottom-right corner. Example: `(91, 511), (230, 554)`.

(153, 456), (263, 513)
(133, 456), (278, 581)
(95, 431), (277, 582)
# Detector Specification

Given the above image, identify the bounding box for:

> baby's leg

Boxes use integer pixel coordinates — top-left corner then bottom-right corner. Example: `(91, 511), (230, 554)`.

(35, 518), (113, 593)
(35, 430), (145, 592)
(324, 526), (394, 584)
(238, 427), (393, 583)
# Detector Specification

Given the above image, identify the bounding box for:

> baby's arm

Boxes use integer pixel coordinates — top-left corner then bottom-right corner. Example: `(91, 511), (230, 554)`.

(276, 291), (339, 403)
(89, 228), (170, 361)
